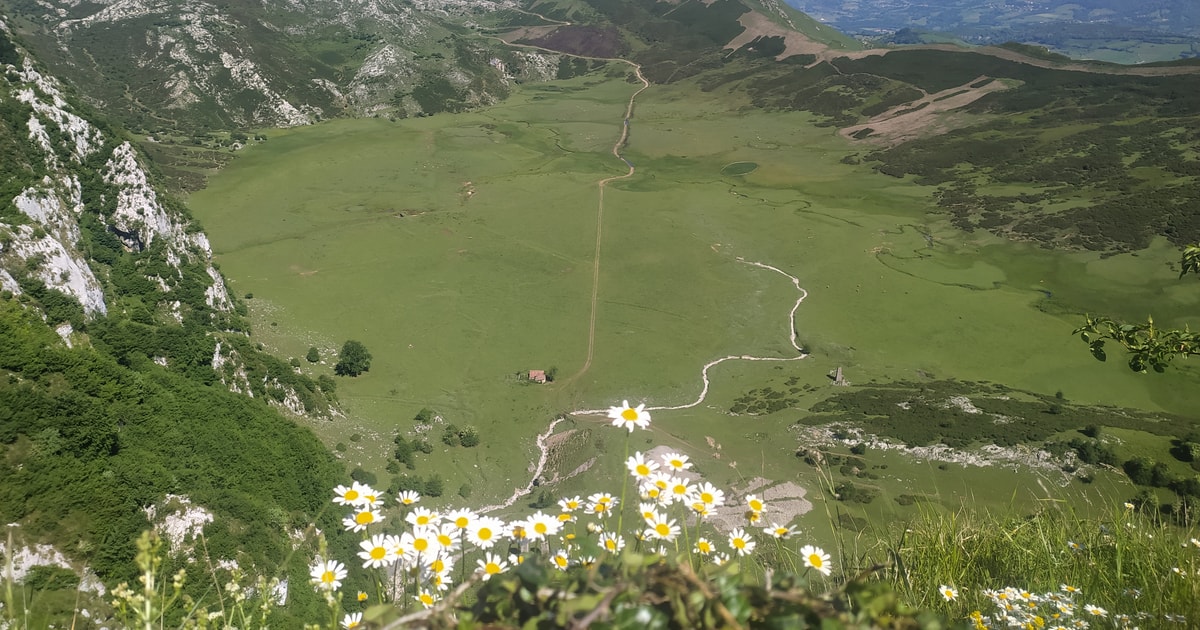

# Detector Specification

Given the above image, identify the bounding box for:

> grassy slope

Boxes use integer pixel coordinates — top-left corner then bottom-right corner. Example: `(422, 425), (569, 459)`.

(187, 68), (1200, 528)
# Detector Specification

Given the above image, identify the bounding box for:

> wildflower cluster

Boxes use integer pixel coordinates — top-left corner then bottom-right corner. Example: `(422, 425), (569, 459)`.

(967, 584), (1188, 629)
(308, 400), (836, 624)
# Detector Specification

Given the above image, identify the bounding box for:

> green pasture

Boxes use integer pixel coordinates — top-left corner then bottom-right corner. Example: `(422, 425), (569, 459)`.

(188, 68), (1200, 513)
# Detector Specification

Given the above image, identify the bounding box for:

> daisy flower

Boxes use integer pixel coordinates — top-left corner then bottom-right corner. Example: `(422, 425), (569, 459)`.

(746, 510), (763, 525)
(638, 502), (662, 523)
(694, 481), (725, 509)
(357, 591), (368, 602)
(800, 544), (832, 576)
(599, 532), (625, 553)
(1060, 584), (1081, 595)
(711, 551), (731, 566)
(626, 452), (660, 480)
(766, 523), (795, 540)
(415, 590), (438, 609)
(1066, 540), (1084, 552)
(661, 451), (692, 472)
(578, 555), (597, 568)
(644, 515), (681, 542)
(588, 497), (617, 518)
(939, 585), (958, 601)
(309, 558), (347, 592)
(357, 486), (384, 509)
(342, 612), (363, 629)
(522, 511), (562, 541)
(333, 484), (362, 506)
(608, 400), (651, 432)
(745, 494), (766, 513)
(358, 534), (395, 569)
(666, 477), (693, 504)
(446, 508), (477, 531)
(476, 552), (508, 581)
(1083, 605), (1107, 618)
(343, 508), (382, 533)
(728, 528), (756, 556)
(558, 496), (583, 512)
(396, 490), (421, 505)
(401, 525), (439, 561)
(551, 550), (572, 571)
(694, 538), (715, 556)
(406, 507), (441, 527)
(435, 523), (459, 553)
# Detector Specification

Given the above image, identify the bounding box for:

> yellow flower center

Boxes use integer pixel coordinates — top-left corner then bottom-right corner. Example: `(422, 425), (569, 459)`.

(478, 527), (492, 540)
(808, 554), (823, 568)
(673, 485), (687, 495)
(321, 571), (335, 583)
(414, 539), (429, 552)
(370, 547), (386, 560)
(555, 556), (568, 567)
(438, 534), (452, 546)
(535, 523), (547, 534)
(355, 511), (374, 525)
(594, 504), (607, 513)
(655, 523), (670, 536)
(636, 464), (650, 476)
(432, 559), (445, 572)
(364, 494), (376, 503)
(698, 542), (711, 553)
(344, 490), (359, 501)
(605, 539), (616, 550)
(420, 593), (433, 606)
(456, 517), (469, 528)
(558, 513), (572, 522)
(621, 408), (638, 421)
(358, 592), (367, 601)
(701, 492), (714, 503)
(486, 562), (501, 574)
(749, 499), (763, 511)
(733, 538), (745, 549)
(671, 459), (682, 468)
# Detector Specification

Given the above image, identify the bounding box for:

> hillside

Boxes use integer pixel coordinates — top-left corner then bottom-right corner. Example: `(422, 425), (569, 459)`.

(0, 18), (363, 623)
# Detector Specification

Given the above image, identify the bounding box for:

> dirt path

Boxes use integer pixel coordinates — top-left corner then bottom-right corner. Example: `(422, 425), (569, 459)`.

(570, 61), (650, 384)
(477, 418), (564, 513)
(570, 258), (810, 416)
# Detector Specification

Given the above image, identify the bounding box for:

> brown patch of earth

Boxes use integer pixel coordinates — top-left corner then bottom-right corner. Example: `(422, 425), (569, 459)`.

(724, 11), (827, 61)
(841, 76), (1015, 146)
(517, 25), (628, 58)
(822, 44), (1200, 76)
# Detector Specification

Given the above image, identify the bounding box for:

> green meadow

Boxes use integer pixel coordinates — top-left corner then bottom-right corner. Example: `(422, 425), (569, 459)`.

(187, 66), (1200, 519)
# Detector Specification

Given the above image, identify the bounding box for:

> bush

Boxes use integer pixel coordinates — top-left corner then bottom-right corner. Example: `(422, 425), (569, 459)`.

(306, 347), (320, 363)
(334, 340), (372, 376)
(442, 424), (461, 447)
(423, 475), (444, 497)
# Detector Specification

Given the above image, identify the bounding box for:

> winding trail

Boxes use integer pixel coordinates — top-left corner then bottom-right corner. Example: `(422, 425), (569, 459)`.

(570, 258), (810, 416)
(477, 418), (564, 513)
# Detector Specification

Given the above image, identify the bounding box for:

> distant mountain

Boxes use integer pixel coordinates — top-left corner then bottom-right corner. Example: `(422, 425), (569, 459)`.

(783, 0), (1200, 62)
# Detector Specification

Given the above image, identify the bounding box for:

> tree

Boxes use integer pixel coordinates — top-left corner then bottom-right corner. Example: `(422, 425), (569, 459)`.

(1076, 244), (1200, 372)
(306, 346), (320, 363)
(334, 340), (372, 376)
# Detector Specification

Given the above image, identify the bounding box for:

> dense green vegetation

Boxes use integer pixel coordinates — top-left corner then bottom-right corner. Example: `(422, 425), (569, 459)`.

(0, 301), (348, 590)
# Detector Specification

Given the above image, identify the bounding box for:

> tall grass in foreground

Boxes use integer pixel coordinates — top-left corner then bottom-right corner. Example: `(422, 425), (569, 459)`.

(883, 502), (1199, 627)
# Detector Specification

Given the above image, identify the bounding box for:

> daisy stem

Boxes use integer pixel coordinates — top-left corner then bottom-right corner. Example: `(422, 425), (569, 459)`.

(618, 432), (630, 537)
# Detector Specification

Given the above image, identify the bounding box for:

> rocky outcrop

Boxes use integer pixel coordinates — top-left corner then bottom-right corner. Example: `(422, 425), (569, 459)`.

(1, 41), (231, 319)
